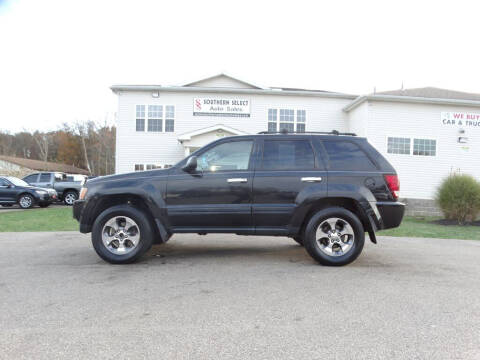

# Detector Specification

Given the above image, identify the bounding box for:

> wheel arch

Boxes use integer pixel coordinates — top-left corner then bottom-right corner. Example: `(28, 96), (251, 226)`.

(294, 197), (378, 243)
(85, 193), (168, 244)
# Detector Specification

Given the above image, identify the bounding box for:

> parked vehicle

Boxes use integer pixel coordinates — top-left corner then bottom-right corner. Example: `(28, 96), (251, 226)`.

(23, 172), (84, 205)
(73, 132), (405, 266)
(0, 176), (57, 209)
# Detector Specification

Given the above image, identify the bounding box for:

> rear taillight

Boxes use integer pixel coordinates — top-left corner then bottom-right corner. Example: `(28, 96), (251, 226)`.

(384, 174), (400, 200)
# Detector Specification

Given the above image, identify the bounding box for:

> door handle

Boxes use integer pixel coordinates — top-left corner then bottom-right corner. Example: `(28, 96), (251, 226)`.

(227, 178), (248, 183)
(301, 177), (322, 183)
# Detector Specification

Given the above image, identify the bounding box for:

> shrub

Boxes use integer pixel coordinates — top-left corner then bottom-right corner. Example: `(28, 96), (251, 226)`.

(436, 174), (480, 224)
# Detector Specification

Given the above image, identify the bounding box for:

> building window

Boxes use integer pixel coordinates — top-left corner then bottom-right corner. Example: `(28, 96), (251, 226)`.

(297, 110), (306, 132)
(146, 164), (163, 170)
(413, 139), (436, 156)
(134, 164), (144, 171)
(268, 109), (305, 132)
(279, 109), (295, 132)
(387, 137), (411, 155)
(268, 109), (277, 132)
(165, 105), (175, 132)
(136, 105), (145, 131)
(136, 104), (175, 133)
(148, 105), (163, 132)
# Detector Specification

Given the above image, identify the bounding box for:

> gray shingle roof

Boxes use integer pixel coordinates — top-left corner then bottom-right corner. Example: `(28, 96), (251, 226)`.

(376, 87), (480, 101)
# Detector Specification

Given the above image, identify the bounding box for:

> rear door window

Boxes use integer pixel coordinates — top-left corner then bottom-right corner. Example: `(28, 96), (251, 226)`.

(39, 173), (51, 182)
(262, 140), (315, 170)
(322, 141), (377, 171)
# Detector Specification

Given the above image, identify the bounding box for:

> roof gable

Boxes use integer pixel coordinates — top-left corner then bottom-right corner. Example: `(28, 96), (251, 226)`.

(183, 73), (264, 89)
(178, 124), (249, 142)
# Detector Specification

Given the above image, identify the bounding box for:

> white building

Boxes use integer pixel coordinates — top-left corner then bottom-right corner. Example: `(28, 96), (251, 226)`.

(111, 74), (480, 214)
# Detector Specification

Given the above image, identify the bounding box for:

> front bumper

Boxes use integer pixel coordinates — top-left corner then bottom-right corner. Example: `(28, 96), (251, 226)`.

(73, 200), (92, 233)
(73, 200), (85, 221)
(376, 201), (405, 229)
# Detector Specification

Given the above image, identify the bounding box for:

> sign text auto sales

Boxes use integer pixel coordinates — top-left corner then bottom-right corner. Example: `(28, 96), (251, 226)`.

(193, 98), (250, 117)
(441, 112), (480, 128)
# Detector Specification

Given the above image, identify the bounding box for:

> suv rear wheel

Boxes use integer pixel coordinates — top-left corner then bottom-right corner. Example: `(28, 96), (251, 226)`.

(91, 205), (154, 264)
(63, 191), (78, 205)
(303, 207), (365, 266)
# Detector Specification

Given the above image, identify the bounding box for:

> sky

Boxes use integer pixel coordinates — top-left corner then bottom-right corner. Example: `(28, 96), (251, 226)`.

(1, 0), (480, 133)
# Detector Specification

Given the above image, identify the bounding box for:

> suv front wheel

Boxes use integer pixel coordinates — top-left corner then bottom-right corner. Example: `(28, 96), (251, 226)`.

(91, 205), (154, 264)
(303, 207), (365, 266)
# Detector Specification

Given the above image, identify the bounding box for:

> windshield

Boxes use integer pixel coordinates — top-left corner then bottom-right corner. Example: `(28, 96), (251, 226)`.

(7, 177), (29, 187)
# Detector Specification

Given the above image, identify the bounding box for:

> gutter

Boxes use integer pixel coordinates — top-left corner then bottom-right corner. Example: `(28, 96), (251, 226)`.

(343, 94), (480, 112)
(110, 85), (358, 100)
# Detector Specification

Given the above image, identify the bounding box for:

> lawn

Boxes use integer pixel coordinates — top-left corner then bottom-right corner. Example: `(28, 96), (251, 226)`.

(0, 207), (479, 240)
(0, 207), (77, 232)
(378, 216), (480, 240)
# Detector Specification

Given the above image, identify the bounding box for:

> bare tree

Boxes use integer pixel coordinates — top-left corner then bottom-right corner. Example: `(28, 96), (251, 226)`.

(75, 121), (92, 174)
(33, 132), (50, 163)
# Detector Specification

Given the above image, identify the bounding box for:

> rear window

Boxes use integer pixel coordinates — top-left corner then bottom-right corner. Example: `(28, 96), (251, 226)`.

(323, 140), (377, 171)
(262, 140), (315, 170)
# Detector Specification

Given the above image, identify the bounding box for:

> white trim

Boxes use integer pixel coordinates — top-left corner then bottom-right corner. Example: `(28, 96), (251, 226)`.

(344, 94), (480, 112)
(112, 85), (357, 100)
(181, 73), (265, 90)
(177, 124), (249, 142)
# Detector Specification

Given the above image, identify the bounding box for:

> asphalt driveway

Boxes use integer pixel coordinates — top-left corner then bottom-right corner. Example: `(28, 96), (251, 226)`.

(0, 232), (479, 359)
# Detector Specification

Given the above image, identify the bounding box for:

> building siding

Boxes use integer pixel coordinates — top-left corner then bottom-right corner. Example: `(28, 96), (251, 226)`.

(115, 90), (351, 174)
(364, 101), (480, 199)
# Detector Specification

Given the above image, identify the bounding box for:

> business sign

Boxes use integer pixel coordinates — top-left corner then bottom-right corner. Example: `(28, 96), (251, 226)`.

(441, 112), (480, 128)
(193, 98), (250, 117)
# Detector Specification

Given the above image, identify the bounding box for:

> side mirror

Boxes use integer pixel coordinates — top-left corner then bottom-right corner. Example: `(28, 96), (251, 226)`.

(182, 156), (198, 173)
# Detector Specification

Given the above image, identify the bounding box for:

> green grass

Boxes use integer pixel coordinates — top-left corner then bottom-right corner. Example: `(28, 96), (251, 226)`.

(0, 208), (479, 240)
(0, 207), (77, 232)
(378, 216), (480, 240)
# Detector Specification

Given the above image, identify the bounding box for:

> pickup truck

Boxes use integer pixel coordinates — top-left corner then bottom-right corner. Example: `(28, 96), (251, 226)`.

(73, 131), (405, 266)
(23, 172), (85, 205)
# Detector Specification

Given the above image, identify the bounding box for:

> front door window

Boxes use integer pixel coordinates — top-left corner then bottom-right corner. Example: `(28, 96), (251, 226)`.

(197, 140), (253, 172)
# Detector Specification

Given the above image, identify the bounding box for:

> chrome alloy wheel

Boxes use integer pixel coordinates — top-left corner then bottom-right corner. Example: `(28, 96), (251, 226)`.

(315, 217), (355, 257)
(19, 195), (33, 208)
(64, 193), (77, 205)
(102, 216), (141, 255)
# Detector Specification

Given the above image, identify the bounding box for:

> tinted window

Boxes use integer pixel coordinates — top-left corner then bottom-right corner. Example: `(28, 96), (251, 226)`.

(23, 174), (38, 183)
(39, 173), (51, 182)
(262, 140), (315, 170)
(197, 140), (253, 172)
(323, 141), (376, 171)
(0, 178), (9, 186)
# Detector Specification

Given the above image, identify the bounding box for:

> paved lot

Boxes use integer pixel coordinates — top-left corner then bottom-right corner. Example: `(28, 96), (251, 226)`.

(0, 232), (479, 360)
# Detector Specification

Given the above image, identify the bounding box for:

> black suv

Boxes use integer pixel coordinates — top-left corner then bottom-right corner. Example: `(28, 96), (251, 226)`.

(73, 132), (404, 266)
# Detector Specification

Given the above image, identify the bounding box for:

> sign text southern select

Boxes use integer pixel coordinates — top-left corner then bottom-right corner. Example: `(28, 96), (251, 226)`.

(193, 98), (250, 117)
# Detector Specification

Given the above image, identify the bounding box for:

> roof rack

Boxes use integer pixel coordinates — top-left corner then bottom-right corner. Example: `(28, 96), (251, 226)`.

(257, 129), (357, 136)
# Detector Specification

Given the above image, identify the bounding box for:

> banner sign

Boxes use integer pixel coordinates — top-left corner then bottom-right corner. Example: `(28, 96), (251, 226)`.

(193, 98), (250, 117)
(441, 112), (480, 128)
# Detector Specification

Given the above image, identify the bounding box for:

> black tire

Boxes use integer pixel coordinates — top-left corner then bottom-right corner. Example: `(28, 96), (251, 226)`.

(91, 205), (154, 264)
(39, 203), (50, 208)
(18, 194), (35, 209)
(293, 236), (304, 246)
(63, 191), (78, 206)
(303, 207), (365, 266)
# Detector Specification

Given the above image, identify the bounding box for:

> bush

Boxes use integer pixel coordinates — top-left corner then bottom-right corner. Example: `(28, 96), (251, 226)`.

(436, 174), (480, 224)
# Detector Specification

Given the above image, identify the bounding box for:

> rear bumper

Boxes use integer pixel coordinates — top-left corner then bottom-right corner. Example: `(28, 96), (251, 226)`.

(376, 201), (405, 230)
